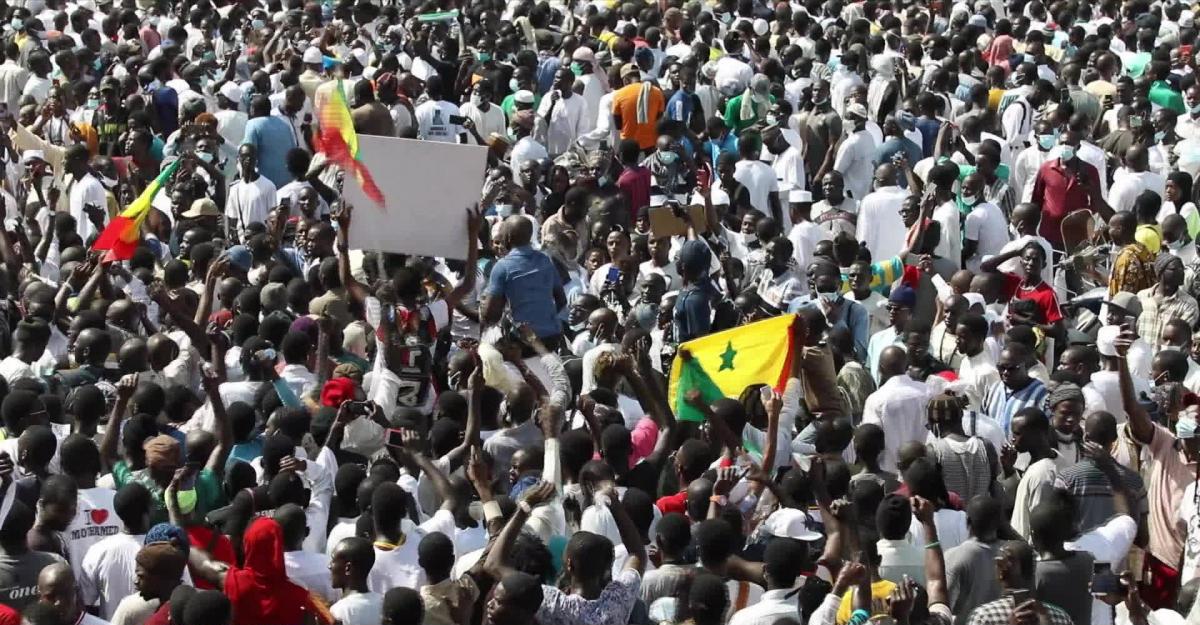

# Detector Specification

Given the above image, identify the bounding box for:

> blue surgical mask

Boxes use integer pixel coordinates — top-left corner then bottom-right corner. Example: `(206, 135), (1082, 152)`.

(509, 78), (519, 93)
(597, 175), (609, 187)
(1155, 130), (1167, 143)
(1037, 134), (1057, 150)
(818, 290), (841, 304)
(198, 151), (214, 163)
(1190, 102), (1200, 115)
(658, 151), (678, 164)
(251, 18), (265, 29)
(476, 51), (492, 62)
(86, 97), (99, 109)
(494, 203), (514, 218)
(570, 62), (583, 76)
(1130, 115), (1144, 128)
(10, 18), (21, 30)
(961, 193), (978, 206)
(1059, 146), (1076, 161)
(203, 51), (216, 63)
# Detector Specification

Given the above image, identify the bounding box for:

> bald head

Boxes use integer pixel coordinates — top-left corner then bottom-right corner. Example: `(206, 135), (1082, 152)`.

(879, 345), (907, 379)
(37, 561), (74, 596)
(1084, 411), (1118, 446)
(1124, 145), (1149, 172)
(502, 215), (533, 247)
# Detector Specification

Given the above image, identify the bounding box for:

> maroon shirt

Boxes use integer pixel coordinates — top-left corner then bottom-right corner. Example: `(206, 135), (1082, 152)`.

(1030, 157), (1102, 249)
(617, 165), (652, 223)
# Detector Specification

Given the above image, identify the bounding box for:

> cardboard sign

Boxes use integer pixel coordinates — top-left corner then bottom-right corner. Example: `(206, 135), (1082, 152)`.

(648, 204), (709, 239)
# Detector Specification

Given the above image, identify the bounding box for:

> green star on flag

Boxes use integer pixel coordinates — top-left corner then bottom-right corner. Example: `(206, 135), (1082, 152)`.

(719, 341), (737, 371)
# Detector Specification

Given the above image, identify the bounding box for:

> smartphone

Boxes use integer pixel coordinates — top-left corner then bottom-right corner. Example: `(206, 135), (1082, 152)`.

(385, 428), (405, 447)
(280, 197), (291, 208)
(448, 114), (467, 125)
(1092, 563), (1120, 596)
(605, 265), (620, 283)
(697, 167), (710, 189)
(1009, 588), (1032, 606)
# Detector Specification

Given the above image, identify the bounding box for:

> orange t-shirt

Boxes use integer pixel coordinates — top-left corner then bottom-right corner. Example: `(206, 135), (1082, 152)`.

(611, 82), (665, 150)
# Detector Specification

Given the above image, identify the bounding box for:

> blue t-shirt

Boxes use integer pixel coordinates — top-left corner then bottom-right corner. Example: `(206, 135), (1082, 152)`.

(242, 116), (298, 188)
(485, 245), (563, 338)
(666, 89), (695, 124)
(914, 117), (942, 157)
(874, 138), (923, 187)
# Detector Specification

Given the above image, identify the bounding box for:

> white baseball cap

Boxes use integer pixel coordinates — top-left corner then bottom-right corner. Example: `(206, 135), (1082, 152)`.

(302, 47), (322, 64)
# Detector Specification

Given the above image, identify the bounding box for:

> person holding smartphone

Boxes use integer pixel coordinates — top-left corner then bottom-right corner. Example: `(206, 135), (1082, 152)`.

(535, 67), (589, 158)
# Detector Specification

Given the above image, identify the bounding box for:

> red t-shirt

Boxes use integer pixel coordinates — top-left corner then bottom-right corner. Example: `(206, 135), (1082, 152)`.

(617, 166), (652, 221)
(1030, 158), (1101, 248)
(656, 490), (687, 515)
(186, 525), (237, 590)
(0, 604), (17, 625)
(1003, 273), (1063, 324)
(145, 602), (172, 625)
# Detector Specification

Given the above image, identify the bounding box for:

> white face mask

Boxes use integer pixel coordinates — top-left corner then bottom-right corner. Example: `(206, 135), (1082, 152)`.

(961, 193), (978, 207)
(494, 203), (514, 218)
(818, 290), (841, 304)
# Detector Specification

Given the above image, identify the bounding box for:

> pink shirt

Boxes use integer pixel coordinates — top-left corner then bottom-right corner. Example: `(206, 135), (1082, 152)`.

(1136, 423), (1196, 566)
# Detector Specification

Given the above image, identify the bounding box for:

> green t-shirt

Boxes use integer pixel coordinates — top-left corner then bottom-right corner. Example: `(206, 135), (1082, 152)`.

(724, 94), (776, 133)
(113, 460), (224, 526)
(501, 93), (542, 119)
(1149, 80), (1186, 115)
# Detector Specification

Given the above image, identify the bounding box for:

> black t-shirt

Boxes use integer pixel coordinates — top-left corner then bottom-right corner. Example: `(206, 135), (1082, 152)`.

(619, 460), (661, 499)
(0, 550), (64, 611)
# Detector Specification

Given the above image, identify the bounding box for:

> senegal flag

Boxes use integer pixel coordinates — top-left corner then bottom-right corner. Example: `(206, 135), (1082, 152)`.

(316, 80), (385, 207)
(92, 158), (181, 261)
(668, 314), (796, 422)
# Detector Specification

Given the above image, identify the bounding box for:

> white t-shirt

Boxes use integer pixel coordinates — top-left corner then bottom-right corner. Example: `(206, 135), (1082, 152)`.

(963, 201), (1010, 272)
(80, 533), (148, 619)
(330, 591), (384, 625)
(1179, 482), (1200, 586)
(415, 100), (463, 143)
(1066, 514), (1138, 625)
(1011, 457), (1059, 541)
(226, 175), (278, 239)
(64, 486), (121, 575)
(459, 101), (508, 142)
(285, 550), (338, 605)
(366, 509), (456, 593)
(733, 160), (781, 224)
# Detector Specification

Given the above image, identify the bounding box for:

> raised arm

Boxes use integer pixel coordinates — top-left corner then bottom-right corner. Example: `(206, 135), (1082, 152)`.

(978, 245), (1023, 274)
(397, 430), (460, 512)
(912, 496), (947, 607)
(99, 373), (137, 470)
(332, 203), (372, 306)
(1115, 327), (1155, 444)
(481, 481), (556, 579)
(444, 206), (484, 310)
(194, 256), (229, 328)
(202, 366), (233, 475)
(598, 483), (646, 574)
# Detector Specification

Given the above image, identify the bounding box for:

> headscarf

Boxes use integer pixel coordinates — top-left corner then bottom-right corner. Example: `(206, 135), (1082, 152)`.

(145, 523), (191, 556)
(1045, 381), (1085, 410)
(136, 543), (188, 580)
(740, 74), (772, 123)
(225, 518), (332, 625)
(983, 35), (1015, 74)
(1155, 253), (1183, 276)
(143, 435), (181, 467)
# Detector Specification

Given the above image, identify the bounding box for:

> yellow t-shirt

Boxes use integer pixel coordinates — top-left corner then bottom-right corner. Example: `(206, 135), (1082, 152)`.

(835, 580), (897, 624)
(1136, 224), (1162, 255)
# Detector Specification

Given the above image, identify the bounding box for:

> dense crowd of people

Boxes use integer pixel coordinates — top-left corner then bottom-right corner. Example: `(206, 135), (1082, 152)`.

(6, 0), (1200, 625)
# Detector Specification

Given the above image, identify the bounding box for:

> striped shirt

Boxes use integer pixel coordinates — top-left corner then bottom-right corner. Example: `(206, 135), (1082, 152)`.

(980, 378), (1048, 438)
(1055, 459), (1148, 533)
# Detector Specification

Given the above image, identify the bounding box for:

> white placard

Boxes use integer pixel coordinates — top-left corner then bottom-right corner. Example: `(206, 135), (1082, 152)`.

(343, 135), (488, 259)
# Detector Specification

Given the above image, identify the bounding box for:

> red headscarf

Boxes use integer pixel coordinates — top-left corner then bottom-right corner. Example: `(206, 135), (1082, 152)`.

(225, 518), (332, 625)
